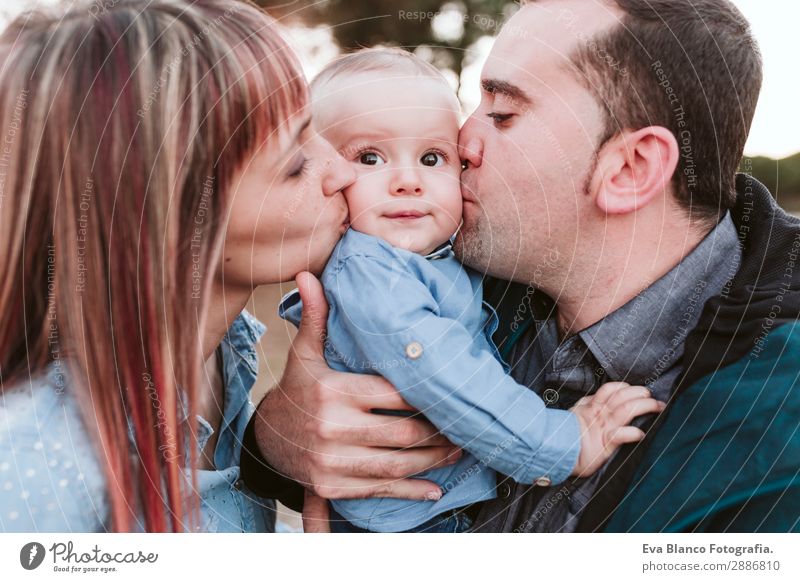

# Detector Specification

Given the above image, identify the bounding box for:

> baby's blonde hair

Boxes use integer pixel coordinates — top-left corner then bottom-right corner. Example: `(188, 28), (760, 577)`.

(311, 47), (451, 97)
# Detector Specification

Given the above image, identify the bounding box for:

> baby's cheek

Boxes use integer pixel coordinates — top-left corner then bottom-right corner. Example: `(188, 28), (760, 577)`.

(443, 190), (464, 225)
(344, 197), (373, 229)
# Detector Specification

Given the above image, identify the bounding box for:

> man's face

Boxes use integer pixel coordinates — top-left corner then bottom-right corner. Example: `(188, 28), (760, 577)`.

(455, 1), (619, 286)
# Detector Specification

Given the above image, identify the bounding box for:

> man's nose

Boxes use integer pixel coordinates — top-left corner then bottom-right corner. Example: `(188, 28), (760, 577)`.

(391, 167), (423, 196)
(322, 153), (356, 197)
(458, 116), (483, 169)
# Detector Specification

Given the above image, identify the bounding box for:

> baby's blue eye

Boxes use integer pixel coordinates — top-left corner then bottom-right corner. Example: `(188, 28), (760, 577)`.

(421, 152), (445, 167)
(359, 152), (384, 165)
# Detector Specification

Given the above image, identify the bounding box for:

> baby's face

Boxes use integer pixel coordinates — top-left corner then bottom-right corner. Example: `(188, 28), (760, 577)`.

(314, 74), (462, 255)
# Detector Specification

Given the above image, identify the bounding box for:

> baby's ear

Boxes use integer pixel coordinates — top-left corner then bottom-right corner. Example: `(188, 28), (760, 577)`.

(594, 127), (679, 215)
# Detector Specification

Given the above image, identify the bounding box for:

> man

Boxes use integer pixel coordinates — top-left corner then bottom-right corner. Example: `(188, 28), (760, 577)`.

(241, 0), (800, 531)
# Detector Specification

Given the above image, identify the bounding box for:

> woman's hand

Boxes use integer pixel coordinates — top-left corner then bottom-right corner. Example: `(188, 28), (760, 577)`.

(252, 272), (460, 501)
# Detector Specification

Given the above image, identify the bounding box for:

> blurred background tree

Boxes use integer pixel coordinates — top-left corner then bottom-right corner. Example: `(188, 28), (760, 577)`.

(258, 0), (516, 88)
(746, 153), (800, 213)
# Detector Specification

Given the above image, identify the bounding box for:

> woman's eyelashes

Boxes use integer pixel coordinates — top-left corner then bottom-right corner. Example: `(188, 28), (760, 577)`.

(286, 153), (308, 179)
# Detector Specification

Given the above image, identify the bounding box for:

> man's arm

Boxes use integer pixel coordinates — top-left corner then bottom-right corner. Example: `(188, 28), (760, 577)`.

(240, 412), (304, 511)
(238, 272), (459, 508)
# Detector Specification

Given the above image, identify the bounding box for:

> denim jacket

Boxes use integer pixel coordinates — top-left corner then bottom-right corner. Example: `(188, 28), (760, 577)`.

(280, 229), (579, 532)
(0, 311), (275, 532)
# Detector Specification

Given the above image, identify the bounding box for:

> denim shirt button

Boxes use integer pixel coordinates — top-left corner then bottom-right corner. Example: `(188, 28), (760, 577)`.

(543, 389), (559, 404)
(405, 341), (424, 360)
(534, 476), (552, 487)
(497, 482), (512, 498)
(233, 479), (244, 491)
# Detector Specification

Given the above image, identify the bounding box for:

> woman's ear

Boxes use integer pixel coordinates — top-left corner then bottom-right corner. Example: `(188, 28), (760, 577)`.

(594, 126), (679, 215)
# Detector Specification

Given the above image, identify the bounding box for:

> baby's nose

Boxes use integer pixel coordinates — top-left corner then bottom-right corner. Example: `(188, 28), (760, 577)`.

(391, 168), (423, 195)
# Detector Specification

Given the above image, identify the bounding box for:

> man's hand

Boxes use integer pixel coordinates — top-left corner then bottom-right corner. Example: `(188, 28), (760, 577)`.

(302, 491), (331, 533)
(253, 271), (459, 501)
(570, 382), (666, 477)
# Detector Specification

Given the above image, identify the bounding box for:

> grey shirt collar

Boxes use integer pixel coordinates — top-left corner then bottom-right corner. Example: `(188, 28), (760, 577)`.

(578, 212), (741, 389)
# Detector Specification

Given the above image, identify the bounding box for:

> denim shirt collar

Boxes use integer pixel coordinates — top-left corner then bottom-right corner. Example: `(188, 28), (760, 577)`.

(214, 311), (265, 466)
(578, 212), (741, 389)
(278, 231), (457, 317)
(424, 236), (455, 260)
(155, 310), (265, 469)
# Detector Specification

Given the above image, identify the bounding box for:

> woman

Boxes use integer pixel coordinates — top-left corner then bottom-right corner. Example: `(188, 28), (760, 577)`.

(0, 0), (352, 532)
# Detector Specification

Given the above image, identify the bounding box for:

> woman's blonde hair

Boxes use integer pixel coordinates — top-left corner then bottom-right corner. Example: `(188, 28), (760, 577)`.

(0, 0), (306, 531)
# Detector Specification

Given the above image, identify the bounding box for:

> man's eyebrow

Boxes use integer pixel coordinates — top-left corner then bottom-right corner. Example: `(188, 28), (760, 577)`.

(481, 79), (532, 105)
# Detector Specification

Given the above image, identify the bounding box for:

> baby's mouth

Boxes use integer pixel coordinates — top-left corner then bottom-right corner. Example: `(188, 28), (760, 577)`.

(383, 210), (428, 220)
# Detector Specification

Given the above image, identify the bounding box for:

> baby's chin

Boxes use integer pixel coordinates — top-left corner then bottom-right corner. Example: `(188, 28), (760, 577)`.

(374, 229), (450, 255)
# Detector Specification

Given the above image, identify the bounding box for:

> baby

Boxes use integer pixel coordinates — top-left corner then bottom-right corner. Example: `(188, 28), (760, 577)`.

(280, 48), (664, 533)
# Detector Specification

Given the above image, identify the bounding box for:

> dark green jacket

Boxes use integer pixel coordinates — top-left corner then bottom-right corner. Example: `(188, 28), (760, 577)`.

(598, 176), (800, 532)
(606, 321), (800, 531)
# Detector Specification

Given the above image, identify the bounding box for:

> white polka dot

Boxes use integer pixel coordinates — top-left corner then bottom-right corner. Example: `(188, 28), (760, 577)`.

(33, 441), (43, 451)
(76, 473), (85, 481)
(3, 481), (12, 491)
(53, 442), (63, 451)
(20, 490), (30, 500)
(25, 469), (35, 478)
(8, 511), (18, 520)
(46, 502), (56, 511)
(40, 487), (50, 496)
(63, 461), (73, 470)
(0, 462), (9, 471)
(58, 479), (68, 488)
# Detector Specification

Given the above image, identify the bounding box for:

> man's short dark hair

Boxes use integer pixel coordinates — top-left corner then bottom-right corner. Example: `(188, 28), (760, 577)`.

(527, 0), (763, 225)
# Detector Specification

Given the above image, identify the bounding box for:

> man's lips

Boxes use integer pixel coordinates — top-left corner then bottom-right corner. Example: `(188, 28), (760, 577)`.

(383, 210), (429, 219)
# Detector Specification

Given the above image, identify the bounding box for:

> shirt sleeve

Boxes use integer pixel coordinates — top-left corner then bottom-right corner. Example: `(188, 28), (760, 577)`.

(325, 254), (581, 486)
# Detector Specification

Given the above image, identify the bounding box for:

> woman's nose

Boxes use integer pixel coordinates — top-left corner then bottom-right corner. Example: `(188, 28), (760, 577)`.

(322, 153), (355, 197)
(458, 116), (483, 169)
(391, 167), (423, 196)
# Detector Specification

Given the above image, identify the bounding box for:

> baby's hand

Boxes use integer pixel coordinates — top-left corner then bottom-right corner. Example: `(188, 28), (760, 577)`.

(569, 382), (666, 478)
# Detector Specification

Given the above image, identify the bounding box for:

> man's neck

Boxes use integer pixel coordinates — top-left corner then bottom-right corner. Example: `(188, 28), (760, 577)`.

(553, 221), (711, 338)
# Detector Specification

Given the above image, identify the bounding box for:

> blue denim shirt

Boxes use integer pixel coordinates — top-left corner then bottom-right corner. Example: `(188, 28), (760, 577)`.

(0, 311), (275, 532)
(280, 229), (579, 532)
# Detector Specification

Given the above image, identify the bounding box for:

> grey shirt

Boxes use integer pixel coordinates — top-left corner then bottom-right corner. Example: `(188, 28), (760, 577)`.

(470, 213), (742, 532)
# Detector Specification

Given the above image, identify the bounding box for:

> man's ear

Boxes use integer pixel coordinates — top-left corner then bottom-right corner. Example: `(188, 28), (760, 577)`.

(594, 126), (679, 215)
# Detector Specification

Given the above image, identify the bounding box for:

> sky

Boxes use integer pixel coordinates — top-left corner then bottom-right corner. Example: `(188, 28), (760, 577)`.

(729, 0), (800, 158)
(2, 0), (797, 158)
